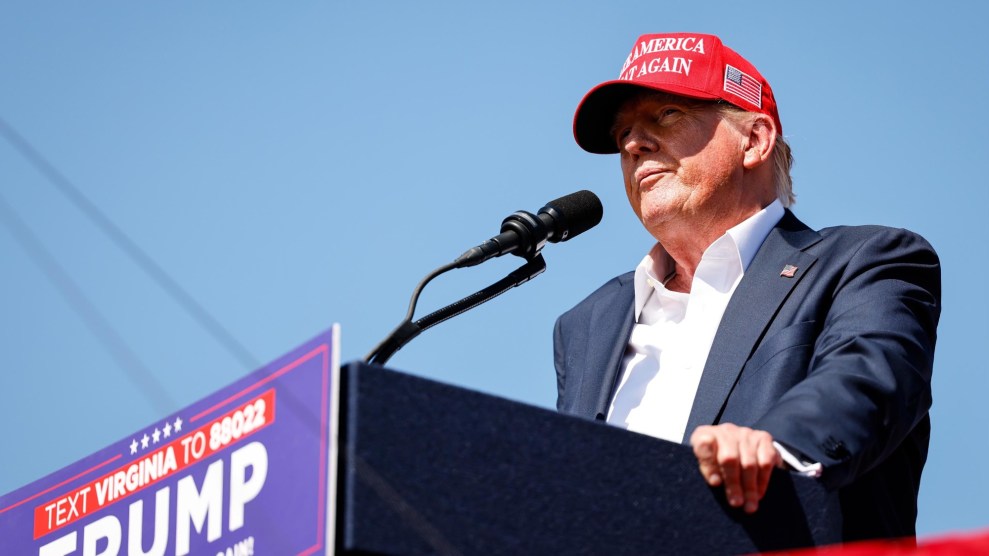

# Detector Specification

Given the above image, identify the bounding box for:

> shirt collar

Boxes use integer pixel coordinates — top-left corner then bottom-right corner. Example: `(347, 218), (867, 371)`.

(632, 200), (785, 320)
(728, 199), (785, 272)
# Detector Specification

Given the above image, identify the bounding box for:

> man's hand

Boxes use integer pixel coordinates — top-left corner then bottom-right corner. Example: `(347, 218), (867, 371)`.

(689, 424), (783, 514)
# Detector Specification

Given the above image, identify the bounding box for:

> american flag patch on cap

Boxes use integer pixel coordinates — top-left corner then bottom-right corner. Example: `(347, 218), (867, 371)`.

(724, 65), (762, 108)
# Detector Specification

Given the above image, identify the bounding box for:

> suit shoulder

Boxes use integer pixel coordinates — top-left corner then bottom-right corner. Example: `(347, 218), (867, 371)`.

(558, 271), (634, 320)
(816, 224), (938, 257)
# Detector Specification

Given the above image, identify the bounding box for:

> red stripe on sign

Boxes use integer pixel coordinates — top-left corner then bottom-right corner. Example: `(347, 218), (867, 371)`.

(32, 389), (276, 539)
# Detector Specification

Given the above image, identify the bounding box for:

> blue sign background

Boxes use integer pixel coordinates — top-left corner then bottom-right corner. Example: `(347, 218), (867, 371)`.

(0, 327), (339, 556)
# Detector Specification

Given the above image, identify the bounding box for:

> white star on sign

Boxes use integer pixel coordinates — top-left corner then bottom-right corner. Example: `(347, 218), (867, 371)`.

(152, 428), (161, 444)
(141, 434), (149, 449)
(163, 422), (172, 438)
(130, 439), (138, 455)
(173, 417), (183, 433)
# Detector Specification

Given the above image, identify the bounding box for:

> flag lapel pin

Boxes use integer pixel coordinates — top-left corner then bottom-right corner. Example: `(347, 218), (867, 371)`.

(780, 264), (798, 278)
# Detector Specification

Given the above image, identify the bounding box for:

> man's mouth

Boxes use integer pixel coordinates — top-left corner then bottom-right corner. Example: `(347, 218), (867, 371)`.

(635, 167), (670, 187)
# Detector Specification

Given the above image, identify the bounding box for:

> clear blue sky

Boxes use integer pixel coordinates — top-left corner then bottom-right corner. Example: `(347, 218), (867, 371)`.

(1, 1), (986, 538)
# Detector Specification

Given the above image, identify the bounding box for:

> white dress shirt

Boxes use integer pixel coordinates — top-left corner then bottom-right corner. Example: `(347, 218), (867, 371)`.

(607, 200), (785, 442)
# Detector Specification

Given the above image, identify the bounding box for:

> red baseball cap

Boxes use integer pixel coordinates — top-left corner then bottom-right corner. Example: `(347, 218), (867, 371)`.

(573, 33), (782, 154)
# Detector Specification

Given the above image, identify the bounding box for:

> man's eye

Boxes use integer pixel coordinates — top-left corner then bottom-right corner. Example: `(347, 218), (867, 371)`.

(658, 108), (681, 121)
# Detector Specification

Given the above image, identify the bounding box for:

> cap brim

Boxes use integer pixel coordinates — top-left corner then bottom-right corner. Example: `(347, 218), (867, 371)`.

(573, 80), (720, 154)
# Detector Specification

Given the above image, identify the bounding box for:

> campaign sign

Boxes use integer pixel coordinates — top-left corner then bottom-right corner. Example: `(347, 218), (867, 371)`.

(0, 327), (341, 556)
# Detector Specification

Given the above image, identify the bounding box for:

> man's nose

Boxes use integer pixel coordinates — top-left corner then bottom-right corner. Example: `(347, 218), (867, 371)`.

(622, 126), (658, 156)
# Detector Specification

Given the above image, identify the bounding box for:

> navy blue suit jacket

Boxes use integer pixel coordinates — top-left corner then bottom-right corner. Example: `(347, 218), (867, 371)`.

(553, 211), (940, 540)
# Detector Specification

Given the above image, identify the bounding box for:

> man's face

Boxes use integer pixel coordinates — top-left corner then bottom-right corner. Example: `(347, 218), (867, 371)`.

(613, 92), (749, 237)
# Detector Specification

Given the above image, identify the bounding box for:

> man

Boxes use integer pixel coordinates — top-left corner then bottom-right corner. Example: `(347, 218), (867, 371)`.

(554, 33), (940, 540)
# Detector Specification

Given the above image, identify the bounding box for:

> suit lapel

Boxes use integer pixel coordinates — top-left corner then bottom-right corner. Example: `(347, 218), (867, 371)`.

(587, 274), (635, 420)
(683, 212), (822, 439)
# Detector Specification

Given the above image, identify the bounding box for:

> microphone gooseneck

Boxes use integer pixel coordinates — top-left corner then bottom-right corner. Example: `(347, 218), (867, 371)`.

(364, 190), (603, 365)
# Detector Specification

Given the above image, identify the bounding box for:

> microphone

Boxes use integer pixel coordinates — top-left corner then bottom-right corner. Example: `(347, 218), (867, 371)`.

(454, 190), (603, 268)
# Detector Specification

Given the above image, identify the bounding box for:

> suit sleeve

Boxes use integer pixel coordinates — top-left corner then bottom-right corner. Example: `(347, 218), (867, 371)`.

(753, 228), (940, 490)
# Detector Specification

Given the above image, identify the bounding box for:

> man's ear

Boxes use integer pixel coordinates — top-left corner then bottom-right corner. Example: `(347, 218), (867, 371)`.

(742, 114), (776, 170)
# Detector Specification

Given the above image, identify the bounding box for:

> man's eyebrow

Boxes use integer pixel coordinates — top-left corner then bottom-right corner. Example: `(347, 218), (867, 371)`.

(608, 119), (624, 139)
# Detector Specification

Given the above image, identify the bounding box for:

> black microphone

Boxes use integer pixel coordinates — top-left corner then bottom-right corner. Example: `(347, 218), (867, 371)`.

(454, 190), (603, 268)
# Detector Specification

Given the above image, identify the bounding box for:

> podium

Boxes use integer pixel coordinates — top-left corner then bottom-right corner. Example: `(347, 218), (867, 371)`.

(337, 362), (842, 555)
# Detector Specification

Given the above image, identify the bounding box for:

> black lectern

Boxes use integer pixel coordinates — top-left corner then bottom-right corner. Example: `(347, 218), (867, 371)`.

(337, 363), (842, 555)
